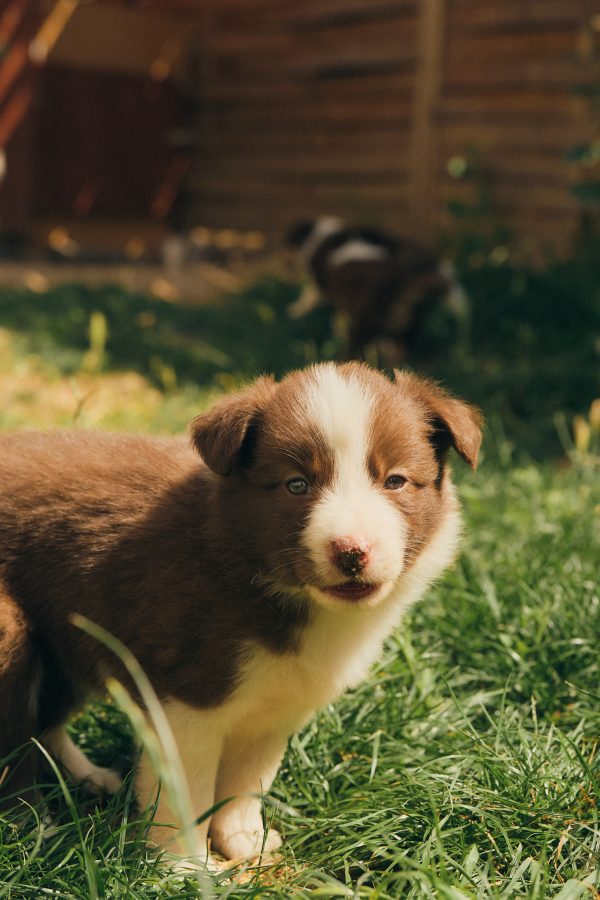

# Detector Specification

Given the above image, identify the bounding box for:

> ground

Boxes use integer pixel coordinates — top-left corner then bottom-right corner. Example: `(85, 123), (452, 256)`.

(0, 268), (598, 898)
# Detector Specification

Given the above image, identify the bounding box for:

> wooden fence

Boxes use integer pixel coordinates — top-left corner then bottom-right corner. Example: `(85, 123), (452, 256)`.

(189, 0), (599, 254)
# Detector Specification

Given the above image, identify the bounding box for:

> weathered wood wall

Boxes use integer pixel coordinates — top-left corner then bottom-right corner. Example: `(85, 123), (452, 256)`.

(189, 0), (598, 253)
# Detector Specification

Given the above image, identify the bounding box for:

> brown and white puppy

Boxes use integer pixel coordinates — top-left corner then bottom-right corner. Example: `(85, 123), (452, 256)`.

(0, 362), (481, 864)
(287, 217), (460, 364)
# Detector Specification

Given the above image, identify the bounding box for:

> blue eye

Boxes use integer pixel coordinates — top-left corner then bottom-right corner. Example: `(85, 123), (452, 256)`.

(384, 474), (407, 490)
(287, 478), (309, 495)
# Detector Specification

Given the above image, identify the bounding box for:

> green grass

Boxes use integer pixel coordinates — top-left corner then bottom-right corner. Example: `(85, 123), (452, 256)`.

(1, 456), (598, 897)
(0, 271), (599, 896)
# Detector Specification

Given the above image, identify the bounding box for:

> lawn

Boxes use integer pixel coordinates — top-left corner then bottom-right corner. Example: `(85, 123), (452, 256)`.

(0, 269), (598, 898)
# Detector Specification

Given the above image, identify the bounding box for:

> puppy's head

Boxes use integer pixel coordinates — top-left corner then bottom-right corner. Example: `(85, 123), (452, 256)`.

(192, 363), (481, 609)
(286, 217), (345, 254)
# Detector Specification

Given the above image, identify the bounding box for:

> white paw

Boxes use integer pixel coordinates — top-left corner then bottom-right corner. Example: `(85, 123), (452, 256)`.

(211, 826), (282, 861)
(262, 827), (283, 853)
(167, 853), (224, 876)
(81, 765), (123, 795)
(44, 729), (123, 795)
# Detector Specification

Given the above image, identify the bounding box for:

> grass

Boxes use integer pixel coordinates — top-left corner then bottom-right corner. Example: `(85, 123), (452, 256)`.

(0, 272), (598, 897)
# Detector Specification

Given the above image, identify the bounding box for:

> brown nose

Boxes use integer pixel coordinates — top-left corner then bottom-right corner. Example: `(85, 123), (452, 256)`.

(329, 537), (372, 577)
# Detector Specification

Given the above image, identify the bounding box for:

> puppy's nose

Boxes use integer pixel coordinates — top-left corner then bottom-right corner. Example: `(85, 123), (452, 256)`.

(329, 537), (372, 577)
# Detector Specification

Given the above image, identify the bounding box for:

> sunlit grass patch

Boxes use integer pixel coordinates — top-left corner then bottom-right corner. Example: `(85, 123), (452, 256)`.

(0, 327), (214, 434)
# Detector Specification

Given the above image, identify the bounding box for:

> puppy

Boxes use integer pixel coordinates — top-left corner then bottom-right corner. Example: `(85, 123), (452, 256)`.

(0, 362), (481, 864)
(287, 218), (459, 364)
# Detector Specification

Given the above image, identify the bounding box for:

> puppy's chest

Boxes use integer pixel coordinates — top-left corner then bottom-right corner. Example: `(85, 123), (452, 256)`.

(232, 605), (399, 729)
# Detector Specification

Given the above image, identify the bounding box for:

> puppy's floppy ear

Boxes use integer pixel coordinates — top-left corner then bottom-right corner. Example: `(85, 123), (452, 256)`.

(394, 369), (483, 470)
(191, 376), (276, 475)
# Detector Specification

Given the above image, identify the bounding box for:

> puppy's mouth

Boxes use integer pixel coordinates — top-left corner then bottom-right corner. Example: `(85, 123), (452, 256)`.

(322, 582), (379, 602)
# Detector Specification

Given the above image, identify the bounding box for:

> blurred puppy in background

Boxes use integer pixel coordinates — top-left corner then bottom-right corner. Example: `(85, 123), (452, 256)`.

(287, 217), (465, 365)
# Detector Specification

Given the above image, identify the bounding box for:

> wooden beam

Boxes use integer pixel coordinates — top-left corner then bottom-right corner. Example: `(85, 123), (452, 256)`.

(29, 0), (78, 64)
(0, 0), (30, 46)
(0, 43), (28, 107)
(0, 80), (33, 147)
(39, 3), (196, 82)
(408, 0), (446, 241)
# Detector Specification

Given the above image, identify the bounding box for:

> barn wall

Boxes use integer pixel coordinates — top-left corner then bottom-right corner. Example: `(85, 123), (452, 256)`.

(189, 0), (598, 254)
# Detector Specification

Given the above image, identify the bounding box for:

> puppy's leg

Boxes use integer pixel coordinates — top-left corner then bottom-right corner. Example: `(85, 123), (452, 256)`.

(0, 586), (41, 805)
(43, 726), (122, 795)
(209, 728), (289, 861)
(287, 284), (322, 318)
(135, 702), (224, 866)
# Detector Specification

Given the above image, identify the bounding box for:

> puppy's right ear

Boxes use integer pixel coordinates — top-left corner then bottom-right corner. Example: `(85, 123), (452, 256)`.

(191, 376), (276, 476)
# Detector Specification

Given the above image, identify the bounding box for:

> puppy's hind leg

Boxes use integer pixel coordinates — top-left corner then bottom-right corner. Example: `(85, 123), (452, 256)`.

(43, 727), (123, 795)
(0, 585), (43, 804)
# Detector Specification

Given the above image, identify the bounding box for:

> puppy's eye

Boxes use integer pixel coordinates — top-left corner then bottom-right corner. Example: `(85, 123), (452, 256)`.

(384, 474), (407, 490)
(286, 478), (309, 495)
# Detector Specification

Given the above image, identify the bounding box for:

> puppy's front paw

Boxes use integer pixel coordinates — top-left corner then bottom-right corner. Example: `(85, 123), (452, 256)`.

(166, 853), (224, 876)
(81, 764), (123, 795)
(211, 826), (282, 861)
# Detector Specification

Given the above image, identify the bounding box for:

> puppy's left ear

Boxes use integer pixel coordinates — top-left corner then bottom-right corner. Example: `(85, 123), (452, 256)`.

(394, 370), (483, 469)
(191, 376), (276, 476)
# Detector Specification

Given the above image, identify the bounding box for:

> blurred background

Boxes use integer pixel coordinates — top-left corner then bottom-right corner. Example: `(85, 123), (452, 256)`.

(0, 0), (599, 460)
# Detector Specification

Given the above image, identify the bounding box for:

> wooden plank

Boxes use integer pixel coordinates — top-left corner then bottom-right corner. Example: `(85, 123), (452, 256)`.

(214, 48), (417, 80)
(290, 14), (418, 54)
(0, 80), (33, 147)
(211, 16), (418, 75)
(409, 0), (446, 240)
(195, 144), (408, 178)
(447, 28), (578, 60)
(202, 69), (415, 102)
(445, 58), (589, 89)
(208, 97), (414, 127)
(441, 89), (584, 117)
(275, 0), (416, 29)
(0, 0), (30, 44)
(439, 107), (576, 126)
(214, 0), (416, 29)
(439, 121), (592, 152)
(193, 179), (410, 202)
(0, 42), (28, 106)
(448, 0), (594, 32)
(194, 132), (415, 173)
(207, 28), (293, 57)
(46, 2), (196, 80)
(312, 182), (410, 203)
(190, 171), (410, 194)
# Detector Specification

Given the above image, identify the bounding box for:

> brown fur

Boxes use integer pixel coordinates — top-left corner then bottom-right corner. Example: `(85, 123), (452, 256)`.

(0, 363), (481, 807)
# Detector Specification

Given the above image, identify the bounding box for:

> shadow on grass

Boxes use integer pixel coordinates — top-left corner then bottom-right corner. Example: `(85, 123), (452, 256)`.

(0, 277), (335, 388)
(0, 248), (598, 459)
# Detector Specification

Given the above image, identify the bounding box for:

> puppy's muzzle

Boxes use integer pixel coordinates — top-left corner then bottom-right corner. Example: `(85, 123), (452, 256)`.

(329, 537), (372, 578)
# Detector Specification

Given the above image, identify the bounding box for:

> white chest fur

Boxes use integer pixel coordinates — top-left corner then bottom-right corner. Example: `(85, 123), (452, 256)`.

(231, 496), (461, 735)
